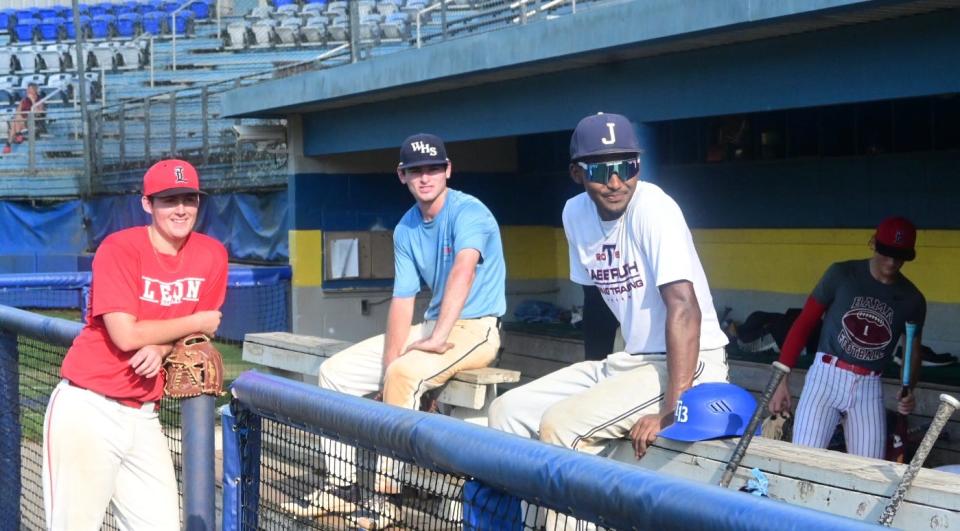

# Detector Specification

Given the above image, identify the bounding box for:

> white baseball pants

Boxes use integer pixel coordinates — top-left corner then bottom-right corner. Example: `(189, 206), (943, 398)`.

(488, 348), (729, 453)
(43, 380), (178, 531)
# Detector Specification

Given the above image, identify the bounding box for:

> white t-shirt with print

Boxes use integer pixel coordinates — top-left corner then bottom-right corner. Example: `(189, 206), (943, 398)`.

(562, 181), (728, 354)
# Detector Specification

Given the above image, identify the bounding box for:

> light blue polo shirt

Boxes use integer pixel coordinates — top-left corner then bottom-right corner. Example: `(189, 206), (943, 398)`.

(393, 189), (506, 320)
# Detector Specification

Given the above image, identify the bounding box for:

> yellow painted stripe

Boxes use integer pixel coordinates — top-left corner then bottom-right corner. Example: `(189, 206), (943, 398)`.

(500, 226), (568, 280)
(289, 229), (323, 287)
(693, 229), (960, 303)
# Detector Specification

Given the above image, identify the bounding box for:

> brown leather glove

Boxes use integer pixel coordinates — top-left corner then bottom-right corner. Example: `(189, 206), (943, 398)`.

(162, 333), (225, 398)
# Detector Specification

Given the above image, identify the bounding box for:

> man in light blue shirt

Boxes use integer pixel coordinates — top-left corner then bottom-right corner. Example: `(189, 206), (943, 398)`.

(308, 133), (506, 524)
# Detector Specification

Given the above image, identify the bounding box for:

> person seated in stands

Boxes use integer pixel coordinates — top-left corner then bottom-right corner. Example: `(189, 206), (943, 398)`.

(4, 83), (46, 154)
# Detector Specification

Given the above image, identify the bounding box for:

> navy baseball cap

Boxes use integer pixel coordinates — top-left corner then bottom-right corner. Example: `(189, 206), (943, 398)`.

(398, 133), (449, 170)
(570, 113), (641, 161)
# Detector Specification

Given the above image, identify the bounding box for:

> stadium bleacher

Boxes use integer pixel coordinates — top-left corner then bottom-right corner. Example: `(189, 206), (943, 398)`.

(1, 0), (593, 193)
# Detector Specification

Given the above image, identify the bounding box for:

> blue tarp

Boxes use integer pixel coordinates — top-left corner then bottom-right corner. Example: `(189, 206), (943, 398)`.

(0, 200), (86, 255)
(0, 193), (289, 270)
(86, 191), (289, 262)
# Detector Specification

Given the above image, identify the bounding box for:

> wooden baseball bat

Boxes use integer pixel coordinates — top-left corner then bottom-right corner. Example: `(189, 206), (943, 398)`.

(719, 361), (790, 488)
(887, 322), (916, 463)
(878, 393), (960, 526)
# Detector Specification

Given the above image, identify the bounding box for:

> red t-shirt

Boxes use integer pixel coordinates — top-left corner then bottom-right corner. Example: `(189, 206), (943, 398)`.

(61, 226), (228, 402)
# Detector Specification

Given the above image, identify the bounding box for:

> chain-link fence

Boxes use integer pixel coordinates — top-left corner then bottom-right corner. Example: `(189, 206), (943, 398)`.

(15, 333), (195, 531)
(0, 264), (289, 528)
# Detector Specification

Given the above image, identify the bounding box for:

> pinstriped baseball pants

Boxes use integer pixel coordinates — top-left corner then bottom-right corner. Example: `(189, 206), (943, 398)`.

(792, 352), (886, 458)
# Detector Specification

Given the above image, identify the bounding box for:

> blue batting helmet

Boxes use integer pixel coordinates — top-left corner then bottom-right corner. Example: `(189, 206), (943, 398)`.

(659, 382), (760, 442)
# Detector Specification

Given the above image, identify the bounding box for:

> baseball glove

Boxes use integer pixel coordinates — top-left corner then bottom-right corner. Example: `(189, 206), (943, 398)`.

(761, 412), (793, 441)
(162, 333), (225, 398)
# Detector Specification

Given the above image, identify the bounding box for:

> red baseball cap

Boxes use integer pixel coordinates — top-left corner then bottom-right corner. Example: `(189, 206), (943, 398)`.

(142, 159), (205, 198)
(874, 216), (916, 261)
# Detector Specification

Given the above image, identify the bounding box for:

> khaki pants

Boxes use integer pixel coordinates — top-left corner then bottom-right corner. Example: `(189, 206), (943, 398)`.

(317, 317), (501, 490)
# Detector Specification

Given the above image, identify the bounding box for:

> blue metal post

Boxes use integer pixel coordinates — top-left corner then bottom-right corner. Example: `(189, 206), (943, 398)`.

(0, 329), (21, 530)
(182, 395), (216, 531)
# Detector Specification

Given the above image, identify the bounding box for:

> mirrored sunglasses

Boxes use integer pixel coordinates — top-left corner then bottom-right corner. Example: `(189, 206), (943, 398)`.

(577, 158), (640, 185)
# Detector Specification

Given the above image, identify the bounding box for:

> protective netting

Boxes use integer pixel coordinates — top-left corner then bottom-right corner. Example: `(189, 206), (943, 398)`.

(12, 336), (189, 529)
(0, 286), (85, 310)
(12, 331), (243, 530)
(232, 409), (611, 531)
(0, 273), (291, 342)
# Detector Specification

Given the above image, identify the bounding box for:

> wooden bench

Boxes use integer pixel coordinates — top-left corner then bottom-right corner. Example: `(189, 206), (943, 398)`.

(242, 332), (521, 424)
(242, 331), (350, 383)
(437, 366), (521, 425)
(607, 435), (960, 529)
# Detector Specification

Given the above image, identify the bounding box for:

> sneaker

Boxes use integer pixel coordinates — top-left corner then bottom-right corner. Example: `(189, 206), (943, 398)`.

(14, 134), (23, 144)
(894, 345), (957, 368)
(349, 494), (402, 530)
(280, 483), (362, 517)
(2, 144), (9, 154)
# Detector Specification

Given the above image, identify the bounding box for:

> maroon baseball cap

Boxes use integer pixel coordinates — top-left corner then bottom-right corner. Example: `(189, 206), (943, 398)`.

(142, 159), (205, 198)
(874, 216), (916, 261)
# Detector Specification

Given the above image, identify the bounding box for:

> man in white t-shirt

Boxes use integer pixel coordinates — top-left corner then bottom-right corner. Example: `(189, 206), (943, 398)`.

(489, 112), (729, 461)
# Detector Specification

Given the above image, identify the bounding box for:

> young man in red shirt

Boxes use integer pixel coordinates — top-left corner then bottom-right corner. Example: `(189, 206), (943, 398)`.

(42, 159), (228, 530)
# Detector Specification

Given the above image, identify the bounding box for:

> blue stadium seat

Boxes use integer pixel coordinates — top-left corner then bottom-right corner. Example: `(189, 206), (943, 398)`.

(141, 11), (167, 35)
(88, 3), (114, 17)
(51, 5), (71, 17)
(189, 0), (212, 20)
(39, 17), (66, 42)
(172, 11), (194, 35)
(124, 1), (141, 11)
(116, 13), (141, 37)
(160, 0), (180, 14)
(272, 0), (297, 8)
(19, 7), (42, 20)
(90, 14), (116, 39)
(304, 0), (328, 4)
(38, 8), (59, 20)
(65, 15), (92, 40)
(77, 4), (93, 15)
(0, 9), (17, 32)
(15, 19), (40, 43)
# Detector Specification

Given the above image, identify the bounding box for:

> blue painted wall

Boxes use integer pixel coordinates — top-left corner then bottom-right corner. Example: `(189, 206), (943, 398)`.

(660, 152), (960, 229)
(290, 171), (580, 231)
(302, 10), (960, 156)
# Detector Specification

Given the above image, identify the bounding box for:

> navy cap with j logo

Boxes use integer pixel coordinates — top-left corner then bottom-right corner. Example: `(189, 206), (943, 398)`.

(569, 113), (641, 161)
